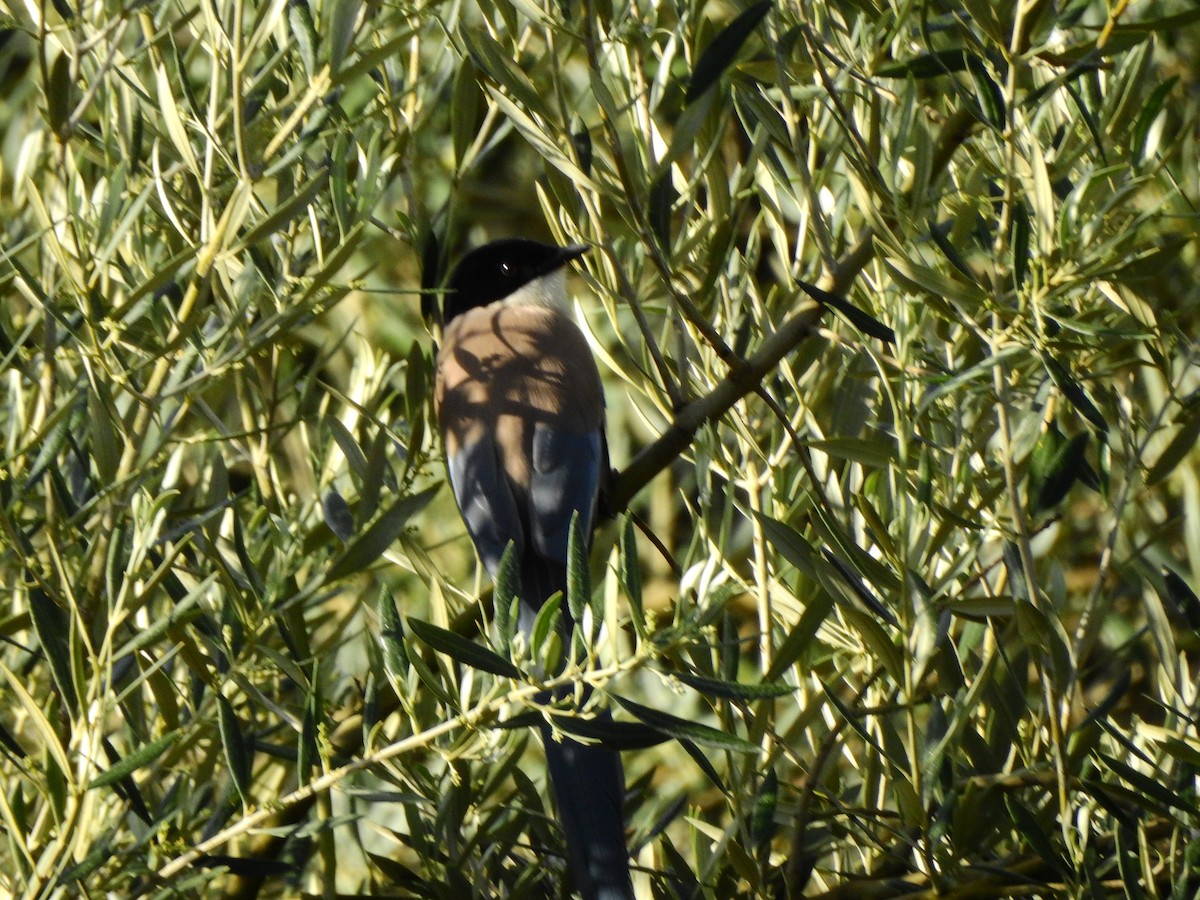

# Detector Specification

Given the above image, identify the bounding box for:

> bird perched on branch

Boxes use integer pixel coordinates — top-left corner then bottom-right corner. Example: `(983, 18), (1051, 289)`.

(435, 238), (633, 900)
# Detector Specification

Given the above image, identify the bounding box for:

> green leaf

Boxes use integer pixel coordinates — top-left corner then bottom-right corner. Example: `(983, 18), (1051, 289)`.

(232, 169), (330, 251)
(928, 220), (978, 283)
(328, 0), (359, 71)
(797, 280), (895, 344)
(619, 515), (643, 632)
(1161, 567), (1200, 630)
(288, 0), (319, 77)
(1146, 398), (1200, 485)
(23, 393), (82, 493)
(327, 416), (369, 483)
(1076, 668), (1131, 732)
(883, 255), (987, 310)
(659, 86), (716, 174)
(751, 768), (779, 849)
(765, 591), (834, 681)
(546, 713), (669, 750)
(612, 695), (759, 753)
(89, 729), (183, 790)
(529, 593), (562, 660)
(967, 53), (1005, 130)
(566, 510), (589, 629)
(649, 170), (676, 252)
(407, 617), (521, 680)
(1098, 752), (1199, 817)
(29, 588), (78, 715)
(673, 670), (795, 701)
(1029, 429), (1090, 512)
(493, 541), (519, 651)
(47, 51), (74, 139)
(572, 122), (593, 176)
(753, 512), (819, 580)
(322, 490), (355, 543)
(1044, 356), (1108, 434)
(679, 737), (730, 795)
(1132, 76), (1176, 164)
(408, 651), (458, 709)
(297, 666), (319, 781)
(806, 438), (897, 470)
(217, 696), (253, 806)
(88, 383), (121, 484)
(1010, 199), (1030, 292)
(460, 27), (546, 119)
(451, 58), (481, 170)
(361, 427), (396, 524)
(58, 839), (115, 885)
(1006, 797), (1069, 877)
(327, 484), (440, 581)
(377, 587), (409, 681)
(876, 49), (969, 79)
(840, 606), (903, 681)
(686, 1), (772, 103)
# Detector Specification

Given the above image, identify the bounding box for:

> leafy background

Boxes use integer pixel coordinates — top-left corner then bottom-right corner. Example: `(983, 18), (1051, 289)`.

(2, 0), (1200, 896)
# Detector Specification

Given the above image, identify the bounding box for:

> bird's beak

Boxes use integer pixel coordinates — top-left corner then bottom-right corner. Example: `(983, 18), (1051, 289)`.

(542, 243), (590, 276)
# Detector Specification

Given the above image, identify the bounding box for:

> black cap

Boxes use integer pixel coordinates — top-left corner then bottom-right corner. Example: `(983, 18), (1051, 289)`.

(442, 239), (588, 325)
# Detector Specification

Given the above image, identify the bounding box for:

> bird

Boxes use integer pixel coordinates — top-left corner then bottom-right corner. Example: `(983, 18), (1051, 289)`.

(434, 238), (634, 900)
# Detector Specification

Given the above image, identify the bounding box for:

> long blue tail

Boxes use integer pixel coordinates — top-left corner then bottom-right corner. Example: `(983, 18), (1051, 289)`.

(521, 556), (634, 900)
(542, 724), (633, 899)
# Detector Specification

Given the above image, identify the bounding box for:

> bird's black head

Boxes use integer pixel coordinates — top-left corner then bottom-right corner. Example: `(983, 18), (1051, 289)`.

(442, 239), (588, 325)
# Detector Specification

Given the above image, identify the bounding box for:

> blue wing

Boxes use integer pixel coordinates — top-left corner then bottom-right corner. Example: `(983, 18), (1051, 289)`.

(528, 423), (602, 565)
(446, 434), (525, 578)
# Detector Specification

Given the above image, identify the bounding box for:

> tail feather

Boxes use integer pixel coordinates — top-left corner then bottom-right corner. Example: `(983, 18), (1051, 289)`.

(542, 723), (633, 900)
(521, 555), (634, 900)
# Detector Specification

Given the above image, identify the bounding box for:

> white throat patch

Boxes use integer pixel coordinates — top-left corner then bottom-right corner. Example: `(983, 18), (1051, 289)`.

(499, 269), (569, 312)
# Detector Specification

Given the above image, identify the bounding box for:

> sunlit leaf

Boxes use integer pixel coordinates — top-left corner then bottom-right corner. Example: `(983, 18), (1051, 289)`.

(408, 617), (521, 680)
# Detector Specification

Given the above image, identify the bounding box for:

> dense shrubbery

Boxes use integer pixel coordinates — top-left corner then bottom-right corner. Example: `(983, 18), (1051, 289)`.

(2, 0), (1200, 896)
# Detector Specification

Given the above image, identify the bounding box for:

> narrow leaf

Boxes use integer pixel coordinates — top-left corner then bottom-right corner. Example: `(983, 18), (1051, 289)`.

(751, 768), (779, 848)
(619, 515), (643, 629)
(797, 279), (895, 343)
(1007, 798), (1069, 877)
(1044, 356), (1108, 433)
(548, 713), (669, 750)
(327, 484), (440, 581)
(612, 695), (759, 753)
(322, 489), (355, 543)
(47, 52), (74, 139)
(217, 696), (253, 806)
(649, 170), (676, 251)
(753, 512), (819, 580)
(288, 0), (320, 76)
(765, 591), (834, 681)
(566, 510), (589, 629)
(1099, 752), (1199, 816)
(29, 588), (78, 714)
(1010, 199), (1030, 291)
(297, 666), (319, 780)
(967, 54), (1005, 129)
(327, 416), (369, 481)
(377, 586), (409, 679)
(493, 541), (519, 651)
(876, 49), (969, 78)
(1162, 567), (1200, 630)
(687, 2), (772, 102)
(89, 730), (183, 790)
(1145, 399), (1200, 485)
(673, 671), (795, 701)
(1030, 429), (1090, 512)
(408, 617), (521, 680)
